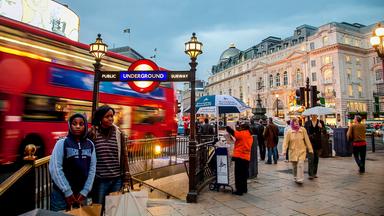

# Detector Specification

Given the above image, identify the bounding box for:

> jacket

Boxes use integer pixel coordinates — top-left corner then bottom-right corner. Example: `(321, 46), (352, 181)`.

(347, 123), (366, 145)
(283, 127), (313, 162)
(226, 126), (253, 161)
(264, 123), (279, 148)
(304, 119), (325, 150)
(49, 113), (96, 197)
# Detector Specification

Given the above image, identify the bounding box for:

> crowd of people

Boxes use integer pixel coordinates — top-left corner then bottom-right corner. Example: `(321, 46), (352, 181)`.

(223, 114), (366, 195)
(48, 107), (368, 212)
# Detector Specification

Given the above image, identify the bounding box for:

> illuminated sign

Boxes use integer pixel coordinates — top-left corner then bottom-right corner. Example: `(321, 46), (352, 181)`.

(0, 0), (80, 41)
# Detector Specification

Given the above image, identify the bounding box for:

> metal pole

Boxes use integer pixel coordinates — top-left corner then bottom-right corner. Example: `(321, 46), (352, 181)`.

(187, 57), (198, 203)
(91, 60), (102, 119)
(306, 77), (310, 108)
(372, 132), (376, 153)
(276, 99), (278, 117)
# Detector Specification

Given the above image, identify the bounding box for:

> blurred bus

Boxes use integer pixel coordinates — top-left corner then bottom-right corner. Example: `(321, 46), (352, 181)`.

(0, 16), (177, 164)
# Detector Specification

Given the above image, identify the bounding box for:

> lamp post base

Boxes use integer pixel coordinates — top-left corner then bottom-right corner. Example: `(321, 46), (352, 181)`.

(186, 191), (198, 203)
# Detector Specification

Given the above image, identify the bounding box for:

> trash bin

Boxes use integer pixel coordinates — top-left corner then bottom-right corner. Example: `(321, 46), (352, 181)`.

(320, 133), (332, 158)
(333, 128), (352, 157)
(248, 135), (258, 178)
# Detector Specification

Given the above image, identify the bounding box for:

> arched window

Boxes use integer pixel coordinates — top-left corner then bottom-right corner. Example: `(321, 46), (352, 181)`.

(283, 71), (288, 85)
(269, 75), (273, 88)
(275, 73), (280, 86)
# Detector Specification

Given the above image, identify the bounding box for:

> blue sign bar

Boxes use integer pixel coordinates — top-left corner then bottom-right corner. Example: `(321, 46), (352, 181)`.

(120, 71), (168, 81)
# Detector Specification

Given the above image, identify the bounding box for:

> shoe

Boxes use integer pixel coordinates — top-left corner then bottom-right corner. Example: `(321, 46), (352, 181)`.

(308, 176), (314, 180)
(232, 191), (243, 196)
(314, 175), (318, 178)
(295, 180), (303, 184)
(274, 161), (277, 164)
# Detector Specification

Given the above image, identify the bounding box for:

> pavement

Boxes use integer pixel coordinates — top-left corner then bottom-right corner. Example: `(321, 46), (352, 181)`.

(146, 150), (384, 216)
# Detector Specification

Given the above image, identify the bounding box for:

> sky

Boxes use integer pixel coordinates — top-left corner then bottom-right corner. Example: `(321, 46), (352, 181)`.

(58, 0), (384, 89)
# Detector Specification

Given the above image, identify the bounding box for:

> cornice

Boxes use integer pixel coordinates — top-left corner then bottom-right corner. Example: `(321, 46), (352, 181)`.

(206, 70), (251, 87)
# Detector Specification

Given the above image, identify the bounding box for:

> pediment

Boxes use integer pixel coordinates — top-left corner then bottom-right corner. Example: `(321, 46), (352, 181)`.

(252, 61), (268, 70)
(285, 50), (306, 60)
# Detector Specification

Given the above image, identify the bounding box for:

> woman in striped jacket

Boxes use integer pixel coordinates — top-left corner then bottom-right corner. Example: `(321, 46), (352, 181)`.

(88, 105), (130, 209)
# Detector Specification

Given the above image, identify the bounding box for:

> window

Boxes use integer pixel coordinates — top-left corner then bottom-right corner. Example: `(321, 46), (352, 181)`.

(275, 73), (280, 86)
(311, 60), (316, 67)
(323, 36), (329, 45)
(375, 69), (383, 81)
(345, 55), (351, 63)
(296, 69), (302, 83)
(344, 37), (351, 45)
(269, 75), (273, 88)
(354, 39), (361, 47)
(310, 42), (315, 50)
(347, 69), (352, 80)
(358, 85), (363, 97)
(322, 55), (332, 64)
(283, 71), (288, 85)
(324, 69), (333, 83)
(312, 72), (317, 82)
(348, 85), (353, 96)
(356, 58), (360, 65)
(229, 89), (232, 96)
(357, 69), (361, 79)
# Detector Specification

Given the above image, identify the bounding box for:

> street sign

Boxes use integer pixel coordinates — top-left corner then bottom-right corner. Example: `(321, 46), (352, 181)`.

(99, 59), (192, 93)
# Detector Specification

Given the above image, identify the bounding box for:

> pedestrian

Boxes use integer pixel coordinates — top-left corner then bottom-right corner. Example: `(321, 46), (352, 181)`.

(282, 117), (313, 184)
(88, 105), (131, 210)
(49, 113), (96, 211)
(284, 119), (291, 162)
(347, 115), (367, 173)
(226, 122), (253, 195)
(264, 117), (279, 164)
(184, 120), (190, 136)
(304, 114), (325, 179)
(201, 118), (214, 135)
(256, 119), (266, 161)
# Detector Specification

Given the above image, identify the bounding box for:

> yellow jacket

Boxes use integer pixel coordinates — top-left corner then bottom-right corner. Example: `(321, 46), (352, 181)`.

(283, 127), (313, 161)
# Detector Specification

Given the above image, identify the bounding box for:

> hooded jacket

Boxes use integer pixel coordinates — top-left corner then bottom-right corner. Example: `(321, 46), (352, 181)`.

(49, 113), (96, 197)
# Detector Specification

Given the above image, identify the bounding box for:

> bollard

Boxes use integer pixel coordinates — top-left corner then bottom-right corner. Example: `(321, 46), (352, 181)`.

(371, 132), (375, 153)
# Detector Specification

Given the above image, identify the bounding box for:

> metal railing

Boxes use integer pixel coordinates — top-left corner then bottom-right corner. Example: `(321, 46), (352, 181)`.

(0, 156), (51, 215)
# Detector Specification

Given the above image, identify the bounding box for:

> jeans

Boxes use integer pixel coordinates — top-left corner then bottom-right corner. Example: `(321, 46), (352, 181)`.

(353, 145), (366, 172)
(50, 186), (67, 211)
(92, 177), (122, 209)
(267, 146), (278, 163)
(308, 149), (320, 177)
(258, 140), (266, 161)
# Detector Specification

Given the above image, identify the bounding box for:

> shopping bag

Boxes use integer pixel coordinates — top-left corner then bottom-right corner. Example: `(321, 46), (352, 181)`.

(105, 190), (148, 216)
(65, 204), (102, 216)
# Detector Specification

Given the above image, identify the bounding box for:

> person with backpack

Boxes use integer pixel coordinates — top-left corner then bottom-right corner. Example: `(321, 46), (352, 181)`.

(264, 117), (279, 164)
(49, 113), (96, 211)
(283, 117), (313, 184)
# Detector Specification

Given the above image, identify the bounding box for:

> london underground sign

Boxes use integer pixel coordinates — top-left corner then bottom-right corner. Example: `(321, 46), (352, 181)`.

(100, 59), (191, 93)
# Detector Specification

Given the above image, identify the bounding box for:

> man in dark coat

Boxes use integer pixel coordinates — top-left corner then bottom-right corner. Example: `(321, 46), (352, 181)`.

(263, 117), (279, 164)
(256, 120), (266, 161)
(304, 114), (325, 179)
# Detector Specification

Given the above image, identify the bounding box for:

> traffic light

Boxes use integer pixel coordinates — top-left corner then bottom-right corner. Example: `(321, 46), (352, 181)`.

(177, 100), (182, 113)
(295, 87), (305, 106)
(310, 85), (320, 107)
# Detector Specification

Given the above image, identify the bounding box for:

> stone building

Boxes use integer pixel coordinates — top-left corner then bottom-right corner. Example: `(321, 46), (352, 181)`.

(206, 21), (384, 126)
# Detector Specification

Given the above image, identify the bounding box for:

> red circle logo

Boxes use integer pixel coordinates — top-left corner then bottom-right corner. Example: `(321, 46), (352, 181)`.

(127, 59), (160, 93)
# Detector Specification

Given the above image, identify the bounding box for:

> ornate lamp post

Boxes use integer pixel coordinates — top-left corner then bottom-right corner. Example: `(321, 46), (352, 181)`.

(370, 23), (384, 75)
(89, 34), (108, 118)
(185, 33), (203, 203)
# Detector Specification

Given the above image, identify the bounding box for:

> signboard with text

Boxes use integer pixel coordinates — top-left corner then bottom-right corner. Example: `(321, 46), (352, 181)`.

(99, 59), (191, 93)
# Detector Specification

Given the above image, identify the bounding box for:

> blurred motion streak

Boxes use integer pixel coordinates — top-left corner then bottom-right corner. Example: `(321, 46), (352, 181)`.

(0, 16), (177, 165)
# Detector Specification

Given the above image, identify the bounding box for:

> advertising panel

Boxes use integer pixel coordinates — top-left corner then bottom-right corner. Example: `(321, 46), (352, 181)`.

(0, 0), (80, 41)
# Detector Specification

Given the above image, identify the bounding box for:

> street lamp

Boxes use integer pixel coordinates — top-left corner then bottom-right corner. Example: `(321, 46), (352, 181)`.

(185, 32), (202, 203)
(89, 34), (108, 118)
(370, 23), (384, 77)
(275, 94), (279, 117)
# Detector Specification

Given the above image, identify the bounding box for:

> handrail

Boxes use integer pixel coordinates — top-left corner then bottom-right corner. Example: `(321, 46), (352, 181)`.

(131, 176), (182, 200)
(0, 164), (33, 196)
(34, 156), (50, 167)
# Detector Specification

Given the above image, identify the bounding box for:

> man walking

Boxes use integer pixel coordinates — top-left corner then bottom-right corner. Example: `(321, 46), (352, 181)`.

(264, 117), (279, 164)
(304, 114), (325, 179)
(256, 120), (266, 161)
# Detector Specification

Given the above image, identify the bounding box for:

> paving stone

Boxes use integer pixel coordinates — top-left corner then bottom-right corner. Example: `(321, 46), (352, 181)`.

(236, 206), (269, 216)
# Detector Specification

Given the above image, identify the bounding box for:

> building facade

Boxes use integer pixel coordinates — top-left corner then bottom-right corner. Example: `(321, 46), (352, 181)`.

(206, 21), (383, 126)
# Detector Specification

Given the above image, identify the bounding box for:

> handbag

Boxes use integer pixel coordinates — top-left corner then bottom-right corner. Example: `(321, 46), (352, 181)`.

(105, 190), (148, 216)
(65, 204), (102, 216)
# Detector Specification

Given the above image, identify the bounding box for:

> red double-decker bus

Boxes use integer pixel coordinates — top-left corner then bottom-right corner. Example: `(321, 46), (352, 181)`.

(0, 16), (177, 164)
